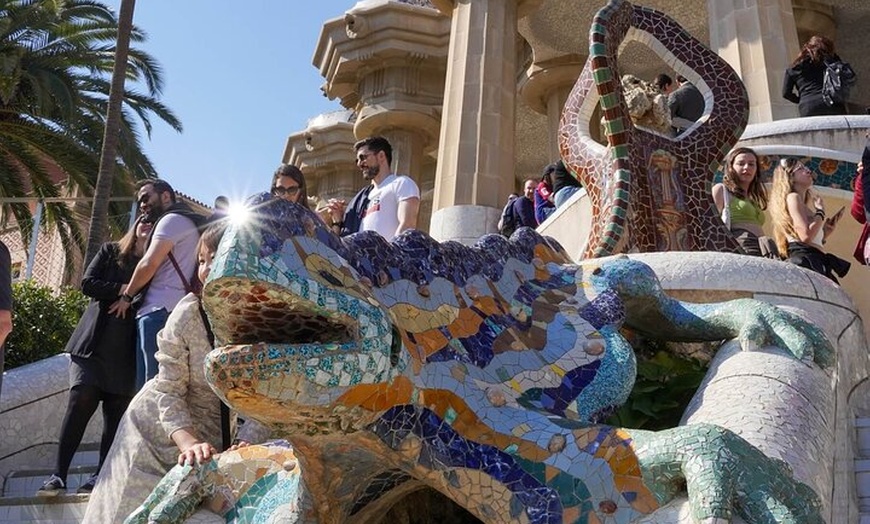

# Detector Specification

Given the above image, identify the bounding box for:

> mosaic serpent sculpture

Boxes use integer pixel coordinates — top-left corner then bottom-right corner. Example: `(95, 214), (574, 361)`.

(559, 0), (747, 257)
(129, 196), (830, 523)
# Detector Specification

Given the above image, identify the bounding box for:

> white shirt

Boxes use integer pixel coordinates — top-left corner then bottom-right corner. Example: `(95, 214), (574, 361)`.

(360, 174), (420, 241)
(138, 213), (200, 317)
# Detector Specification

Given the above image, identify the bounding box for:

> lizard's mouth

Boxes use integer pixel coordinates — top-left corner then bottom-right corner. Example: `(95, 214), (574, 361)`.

(203, 277), (358, 347)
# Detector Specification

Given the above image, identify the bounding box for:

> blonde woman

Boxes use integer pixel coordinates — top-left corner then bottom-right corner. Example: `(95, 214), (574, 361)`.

(712, 147), (768, 256)
(769, 157), (850, 282)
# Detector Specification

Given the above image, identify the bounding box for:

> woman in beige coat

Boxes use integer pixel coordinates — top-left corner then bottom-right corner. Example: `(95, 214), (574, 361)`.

(83, 223), (270, 523)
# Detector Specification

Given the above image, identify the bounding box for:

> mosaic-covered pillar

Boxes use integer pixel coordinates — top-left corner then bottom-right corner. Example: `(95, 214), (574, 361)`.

(708, 0), (802, 123)
(428, 0), (544, 244)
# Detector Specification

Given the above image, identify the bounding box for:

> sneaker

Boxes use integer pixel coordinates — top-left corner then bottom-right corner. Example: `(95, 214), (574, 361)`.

(77, 474), (97, 494)
(36, 474), (66, 496)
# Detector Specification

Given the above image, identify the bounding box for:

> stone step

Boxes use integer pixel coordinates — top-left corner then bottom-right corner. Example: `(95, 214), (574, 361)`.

(2, 442), (100, 499)
(0, 494), (88, 524)
(0, 441), (100, 524)
(859, 417), (870, 518)
(859, 457), (870, 514)
(3, 466), (96, 499)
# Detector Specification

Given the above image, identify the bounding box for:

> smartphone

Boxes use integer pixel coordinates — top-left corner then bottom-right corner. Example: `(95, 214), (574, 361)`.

(827, 205), (846, 225)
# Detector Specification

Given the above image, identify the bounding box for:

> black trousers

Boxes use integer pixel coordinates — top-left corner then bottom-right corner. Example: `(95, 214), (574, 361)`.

(786, 242), (850, 283)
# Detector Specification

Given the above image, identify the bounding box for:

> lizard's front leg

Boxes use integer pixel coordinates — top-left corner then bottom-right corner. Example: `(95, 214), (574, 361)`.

(631, 424), (824, 523)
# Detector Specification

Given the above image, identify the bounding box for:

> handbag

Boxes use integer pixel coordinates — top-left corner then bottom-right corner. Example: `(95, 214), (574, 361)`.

(197, 302), (231, 451)
(168, 252), (201, 295)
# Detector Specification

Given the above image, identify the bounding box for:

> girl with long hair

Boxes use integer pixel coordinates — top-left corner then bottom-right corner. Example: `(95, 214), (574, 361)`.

(769, 158), (850, 282)
(38, 216), (151, 495)
(712, 147), (768, 256)
(271, 163), (310, 209)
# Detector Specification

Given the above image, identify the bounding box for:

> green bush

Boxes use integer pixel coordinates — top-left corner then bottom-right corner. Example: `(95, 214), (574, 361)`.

(4, 280), (88, 370)
(605, 345), (709, 431)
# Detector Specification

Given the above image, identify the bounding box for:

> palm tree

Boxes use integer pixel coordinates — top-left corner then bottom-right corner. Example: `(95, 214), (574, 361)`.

(85, 0), (135, 267)
(0, 0), (181, 269)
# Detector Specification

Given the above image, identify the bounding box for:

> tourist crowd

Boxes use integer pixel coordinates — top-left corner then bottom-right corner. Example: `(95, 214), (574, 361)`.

(34, 134), (424, 520)
(9, 30), (865, 522)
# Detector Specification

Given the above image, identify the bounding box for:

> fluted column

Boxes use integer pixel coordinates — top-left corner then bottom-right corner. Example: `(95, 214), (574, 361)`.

(313, 2), (450, 231)
(708, 0), (801, 123)
(518, 58), (584, 160)
(284, 111), (360, 203)
(429, 0), (543, 244)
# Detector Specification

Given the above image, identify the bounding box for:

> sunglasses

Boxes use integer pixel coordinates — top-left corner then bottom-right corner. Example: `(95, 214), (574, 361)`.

(272, 186), (301, 197)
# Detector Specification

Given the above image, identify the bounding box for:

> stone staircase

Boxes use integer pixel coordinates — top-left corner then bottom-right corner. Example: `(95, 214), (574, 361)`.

(0, 445), (98, 524)
(860, 417), (870, 524)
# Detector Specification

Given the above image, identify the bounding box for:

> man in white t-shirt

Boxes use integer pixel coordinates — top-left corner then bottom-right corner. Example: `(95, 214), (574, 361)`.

(354, 136), (420, 241)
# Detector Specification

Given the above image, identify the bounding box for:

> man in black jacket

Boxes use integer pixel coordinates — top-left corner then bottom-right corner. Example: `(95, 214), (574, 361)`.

(0, 240), (11, 400)
(668, 75), (704, 133)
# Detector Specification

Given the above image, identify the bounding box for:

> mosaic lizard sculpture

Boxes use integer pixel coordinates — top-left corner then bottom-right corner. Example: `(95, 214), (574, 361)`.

(131, 196), (830, 523)
(560, 0), (748, 257)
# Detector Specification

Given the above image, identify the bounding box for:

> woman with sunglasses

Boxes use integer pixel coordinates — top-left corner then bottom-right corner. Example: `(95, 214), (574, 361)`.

(770, 157), (850, 282)
(271, 164), (310, 208)
(272, 163), (350, 234)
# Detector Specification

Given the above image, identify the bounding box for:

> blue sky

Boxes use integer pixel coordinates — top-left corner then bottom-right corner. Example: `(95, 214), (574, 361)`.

(107, 1), (352, 206)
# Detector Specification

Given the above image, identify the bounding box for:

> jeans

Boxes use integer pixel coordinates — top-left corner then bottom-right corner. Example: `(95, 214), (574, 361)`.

(554, 186), (581, 208)
(136, 308), (169, 390)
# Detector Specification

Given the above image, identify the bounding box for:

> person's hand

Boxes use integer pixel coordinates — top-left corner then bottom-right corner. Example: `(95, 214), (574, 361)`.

(226, 440), (251, 452)
(315, 207), (332, 225)
(327, 199), (346, 223)
(0, 309), (12, 347)
(108, 298), (131, 319)
(824, 206), (845, 236)
(177, 441), (217, 466)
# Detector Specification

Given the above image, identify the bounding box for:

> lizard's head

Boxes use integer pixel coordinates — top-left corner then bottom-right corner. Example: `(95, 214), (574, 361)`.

(202, 194), (399, 431)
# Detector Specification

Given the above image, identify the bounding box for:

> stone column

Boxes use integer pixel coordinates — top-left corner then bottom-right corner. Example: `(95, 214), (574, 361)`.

(707, 0), (801, 123)
(313, 2), (450, 230)
(518, 58), (584, 160)
(284, 111), (360, 203)
(429, 0), (543, 244)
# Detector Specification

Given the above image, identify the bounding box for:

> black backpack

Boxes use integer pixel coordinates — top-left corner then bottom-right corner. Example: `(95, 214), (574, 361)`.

(822, 59), (856, 106)
(498, 197), (518, 237)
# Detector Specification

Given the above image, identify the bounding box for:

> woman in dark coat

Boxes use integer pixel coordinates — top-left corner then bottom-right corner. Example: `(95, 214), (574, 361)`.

(37, 217), (151, 495)
(782, 35), (848, 117)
